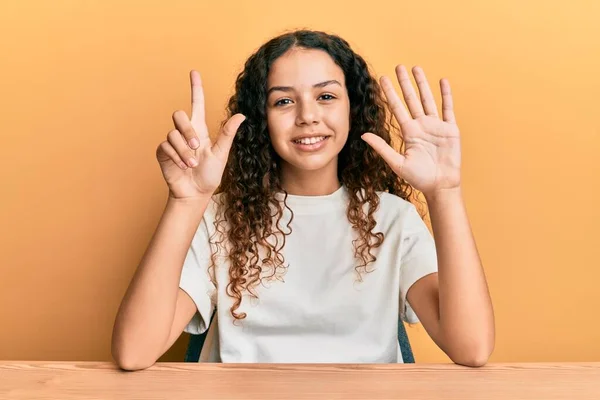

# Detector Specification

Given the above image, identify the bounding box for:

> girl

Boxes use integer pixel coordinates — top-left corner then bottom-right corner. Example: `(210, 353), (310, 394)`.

(111, 30), (495, 370)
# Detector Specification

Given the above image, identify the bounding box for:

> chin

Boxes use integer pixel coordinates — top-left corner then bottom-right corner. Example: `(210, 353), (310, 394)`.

(282, 153), (338, 172)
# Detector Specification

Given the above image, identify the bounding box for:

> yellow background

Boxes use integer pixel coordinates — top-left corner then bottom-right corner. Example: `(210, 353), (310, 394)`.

(1, 0), (599, 363)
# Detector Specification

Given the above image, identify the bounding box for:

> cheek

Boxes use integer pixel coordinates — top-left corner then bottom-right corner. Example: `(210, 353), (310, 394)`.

(267, 111), (293, 140)
(326, 106), (350, 137)
(266, 113), (293, 158)
(266, 114), (281, 146)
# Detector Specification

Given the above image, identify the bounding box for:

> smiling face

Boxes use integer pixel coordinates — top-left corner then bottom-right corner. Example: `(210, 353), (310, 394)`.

(266, 47), (350, 192)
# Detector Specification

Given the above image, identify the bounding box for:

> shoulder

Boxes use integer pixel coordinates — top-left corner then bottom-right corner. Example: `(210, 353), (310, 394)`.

(376, 191), (419, 218)
(203, 192), (226, 223)
(377, 191), (414, 210)
(373, 191), (429, 234)
(189, 192), (229, 255)
(190, 192), (225, 240)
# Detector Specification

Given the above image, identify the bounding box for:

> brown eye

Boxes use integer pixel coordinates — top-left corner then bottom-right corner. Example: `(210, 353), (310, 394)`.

(319, 94), (335, 101)
(275, 98), (292, 106)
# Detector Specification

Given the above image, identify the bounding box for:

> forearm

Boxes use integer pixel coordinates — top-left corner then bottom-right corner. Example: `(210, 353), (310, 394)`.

(425, 187), (495, 365)
(111, 196), (210, 366)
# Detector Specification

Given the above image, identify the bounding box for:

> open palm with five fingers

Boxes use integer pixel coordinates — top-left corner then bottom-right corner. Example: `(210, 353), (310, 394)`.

(362, 65), (461, 198)
(156, 70), (246, 200)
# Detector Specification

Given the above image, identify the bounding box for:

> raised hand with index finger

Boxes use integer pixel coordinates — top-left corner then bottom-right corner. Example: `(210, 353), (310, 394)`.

(156, 70), (246, 200)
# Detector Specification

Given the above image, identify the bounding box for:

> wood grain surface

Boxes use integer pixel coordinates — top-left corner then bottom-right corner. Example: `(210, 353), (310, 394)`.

(1, 362), (599, 399)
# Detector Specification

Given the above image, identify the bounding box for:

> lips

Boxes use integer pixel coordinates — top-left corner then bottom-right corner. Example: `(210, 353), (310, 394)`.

(292, 135), (328, 145)
(290, 136), (330, 152)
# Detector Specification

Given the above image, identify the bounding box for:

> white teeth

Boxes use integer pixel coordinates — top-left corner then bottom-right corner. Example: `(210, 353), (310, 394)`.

(294, 136), (326, 145)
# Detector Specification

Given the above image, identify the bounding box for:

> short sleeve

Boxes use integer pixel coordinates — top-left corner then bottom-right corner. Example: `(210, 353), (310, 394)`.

(399, 204), (438, 324)
(179, 214), (217, 335)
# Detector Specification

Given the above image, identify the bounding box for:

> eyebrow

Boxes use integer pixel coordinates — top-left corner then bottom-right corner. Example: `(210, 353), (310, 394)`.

(267, 80), (342, 96)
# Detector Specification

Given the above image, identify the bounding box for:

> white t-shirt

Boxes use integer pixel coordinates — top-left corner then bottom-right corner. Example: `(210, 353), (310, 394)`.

(179, 184), (438, 363)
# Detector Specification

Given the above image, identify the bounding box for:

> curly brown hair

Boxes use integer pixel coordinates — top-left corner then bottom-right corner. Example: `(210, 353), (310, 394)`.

(210, 29), (426, 321)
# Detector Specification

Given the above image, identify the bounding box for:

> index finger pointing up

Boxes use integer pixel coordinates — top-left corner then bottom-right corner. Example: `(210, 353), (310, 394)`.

(190, 70), (206, 127)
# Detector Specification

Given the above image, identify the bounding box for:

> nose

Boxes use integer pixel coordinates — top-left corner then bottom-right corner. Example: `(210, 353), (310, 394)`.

(295, 100), (320, 126)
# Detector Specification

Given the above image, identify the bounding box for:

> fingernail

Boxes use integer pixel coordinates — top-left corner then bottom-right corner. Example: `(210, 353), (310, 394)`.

(189, 138), (200, 149)
(188, 158), (198, 167)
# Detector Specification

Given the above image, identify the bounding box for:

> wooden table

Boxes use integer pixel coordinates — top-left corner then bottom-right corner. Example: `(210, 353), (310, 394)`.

(1, 362), (599, 399)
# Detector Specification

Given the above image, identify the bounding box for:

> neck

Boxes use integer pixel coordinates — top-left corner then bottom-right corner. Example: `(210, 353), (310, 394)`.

(279, 160), (341, 196)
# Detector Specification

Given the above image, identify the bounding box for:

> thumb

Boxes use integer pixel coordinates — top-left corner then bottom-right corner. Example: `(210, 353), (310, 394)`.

(361, 132), (406, 177)
(212, 113), (246, 160)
